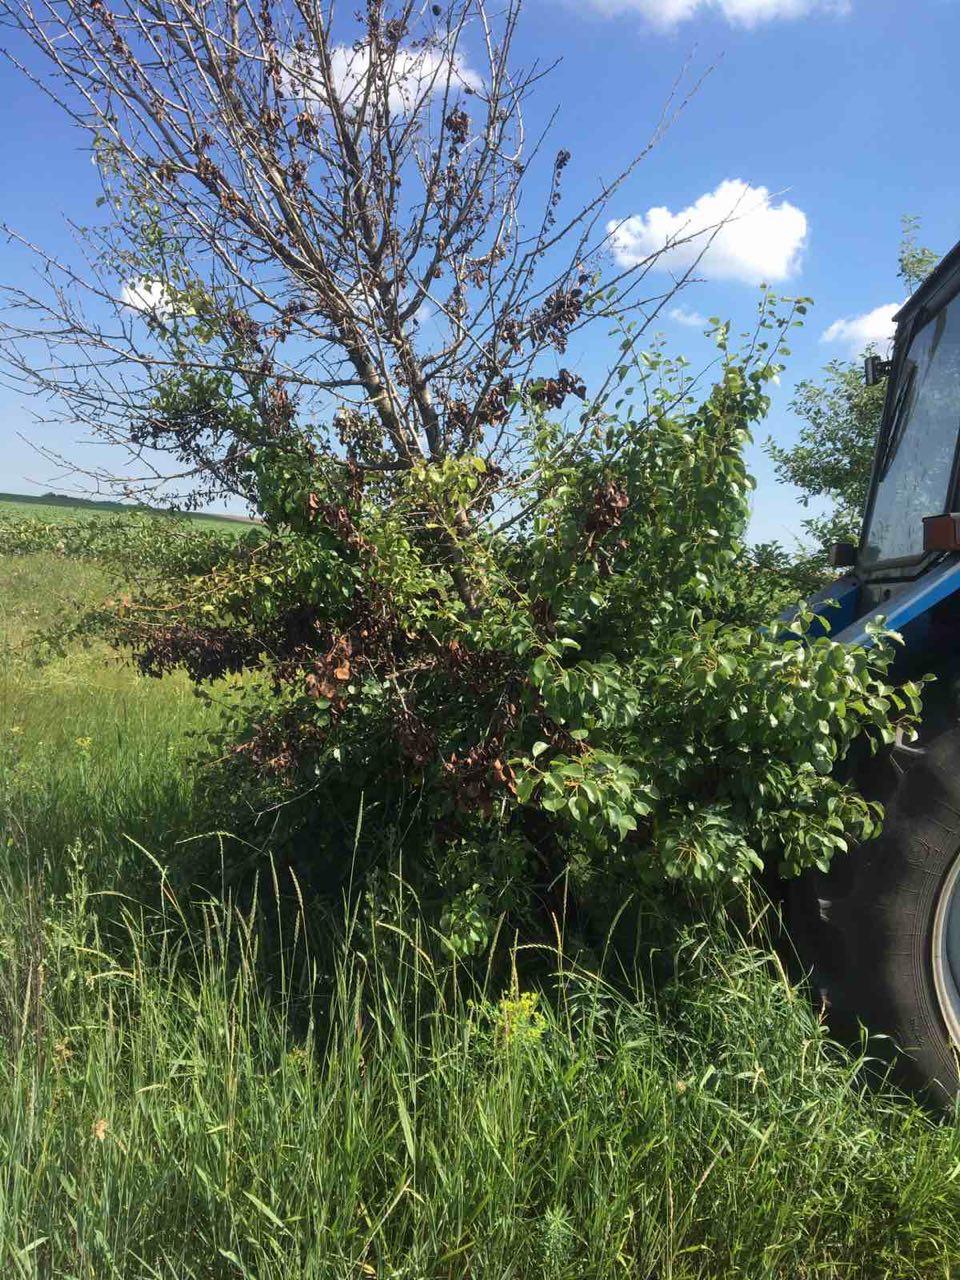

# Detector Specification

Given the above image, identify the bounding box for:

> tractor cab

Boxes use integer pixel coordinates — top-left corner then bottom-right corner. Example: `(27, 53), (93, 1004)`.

(789, 237), (960, 1104)
(813, 238), (960, 657)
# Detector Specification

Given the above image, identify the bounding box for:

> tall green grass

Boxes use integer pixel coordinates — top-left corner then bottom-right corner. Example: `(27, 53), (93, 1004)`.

(2, 547), (960, 1278)
(1, 553), (220, 896)
(2, 851), (960, 1279)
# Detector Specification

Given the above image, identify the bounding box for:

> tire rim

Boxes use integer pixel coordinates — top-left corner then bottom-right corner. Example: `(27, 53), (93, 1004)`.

(932, 852), (960, 1048)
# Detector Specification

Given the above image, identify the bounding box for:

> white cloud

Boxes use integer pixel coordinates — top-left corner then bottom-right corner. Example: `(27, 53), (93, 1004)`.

(669, 306), (708, 327)
(607, 179), (808, 286)
(585, 0), (849, 28)
(121, 279), (175, 318)
(821, 302), (902, 354)
(288, 44), (481, 116)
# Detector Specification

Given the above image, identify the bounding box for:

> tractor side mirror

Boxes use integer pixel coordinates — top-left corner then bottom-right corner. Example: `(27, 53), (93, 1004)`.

(864, 354), (892, 387)
(828, 541), (857, 568)
(923, 513), (960, 552)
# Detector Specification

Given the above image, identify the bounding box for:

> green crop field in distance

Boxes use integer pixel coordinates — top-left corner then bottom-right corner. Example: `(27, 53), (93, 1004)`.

(0, 491), (256, 530)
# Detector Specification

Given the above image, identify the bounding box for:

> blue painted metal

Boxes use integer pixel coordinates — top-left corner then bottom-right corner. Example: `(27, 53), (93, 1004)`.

(805, 575), (861, 638)
(833, 556), (960, 648)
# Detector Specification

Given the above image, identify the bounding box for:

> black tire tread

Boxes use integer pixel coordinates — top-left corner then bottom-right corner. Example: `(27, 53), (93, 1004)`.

(788, 677), (960, 1104)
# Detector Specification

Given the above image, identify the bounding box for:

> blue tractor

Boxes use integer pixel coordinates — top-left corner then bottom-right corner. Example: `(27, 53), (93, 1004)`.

(787, 240), (960, 1102)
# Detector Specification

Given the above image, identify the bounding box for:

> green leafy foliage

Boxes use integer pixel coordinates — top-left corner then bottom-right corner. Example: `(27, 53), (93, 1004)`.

(766, 358), (885, 578)
(45, 297), (921, 944)
(899, 214), (940, 291)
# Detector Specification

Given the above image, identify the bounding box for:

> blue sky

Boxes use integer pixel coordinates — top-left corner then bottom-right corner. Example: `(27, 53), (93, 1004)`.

(0, 0), (958, 545)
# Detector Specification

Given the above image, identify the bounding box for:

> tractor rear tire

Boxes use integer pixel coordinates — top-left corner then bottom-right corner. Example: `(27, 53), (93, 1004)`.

(786, 682), (960, 1105)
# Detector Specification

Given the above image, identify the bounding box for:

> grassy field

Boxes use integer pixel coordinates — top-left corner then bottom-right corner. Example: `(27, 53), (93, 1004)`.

(2, 528), (960, 1278)
(0, 551), (219, 890)
(0, 491), (255, 530)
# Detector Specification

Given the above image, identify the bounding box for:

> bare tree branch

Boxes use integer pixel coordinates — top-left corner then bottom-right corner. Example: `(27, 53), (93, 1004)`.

(0, 0), (712, 594)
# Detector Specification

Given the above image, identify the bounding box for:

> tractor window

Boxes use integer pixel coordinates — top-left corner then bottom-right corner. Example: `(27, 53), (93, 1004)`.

(862, 296), (960, 567)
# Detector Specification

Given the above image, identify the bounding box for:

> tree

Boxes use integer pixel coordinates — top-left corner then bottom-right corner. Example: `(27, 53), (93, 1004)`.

(0, 0), (919, 944)
(0, 0), (711, 524)
(767, 358), (884, 555)
(898, 214), (940, 292)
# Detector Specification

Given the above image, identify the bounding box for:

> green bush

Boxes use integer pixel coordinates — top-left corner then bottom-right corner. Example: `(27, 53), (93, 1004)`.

(60, 309), (923, 949)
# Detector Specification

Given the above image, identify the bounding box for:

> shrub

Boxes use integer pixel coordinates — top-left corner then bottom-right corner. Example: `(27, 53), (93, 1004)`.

(79, 311), (922, 947)
(0, 0), (920, 942)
